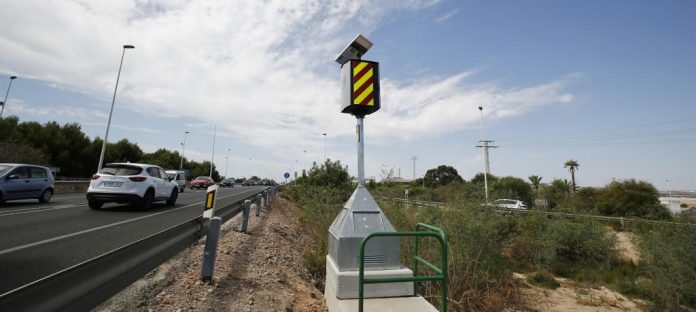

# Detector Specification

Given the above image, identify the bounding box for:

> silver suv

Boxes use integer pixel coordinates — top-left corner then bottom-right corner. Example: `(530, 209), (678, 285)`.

(0, 163), (55, 204)
(86, 163), (179, 210)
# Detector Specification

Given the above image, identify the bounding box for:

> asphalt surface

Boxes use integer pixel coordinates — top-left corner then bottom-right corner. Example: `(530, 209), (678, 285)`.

(0, 185), (269, 295)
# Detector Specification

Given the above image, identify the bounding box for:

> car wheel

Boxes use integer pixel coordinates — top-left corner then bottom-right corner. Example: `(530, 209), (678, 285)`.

(38, 189), (53, 203)
(166, 188), (178, 206)
(88, 200), (103, 210)
(140, 190), (154, 209)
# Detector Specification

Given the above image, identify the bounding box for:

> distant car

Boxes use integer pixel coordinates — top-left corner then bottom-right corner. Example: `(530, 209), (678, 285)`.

(0, 163), (55, 204)
(219, 178), (235, 187)
(165, 170), (186, 193)
(242, 179), (253, 186)
(489, 199), (527, 209)
(86, 163), (179, 210)
(190, 176), (215, 189)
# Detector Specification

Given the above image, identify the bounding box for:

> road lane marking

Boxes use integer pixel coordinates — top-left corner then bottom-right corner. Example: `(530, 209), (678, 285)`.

(0, 204), (88, 217)
(0, 190), (261, 256)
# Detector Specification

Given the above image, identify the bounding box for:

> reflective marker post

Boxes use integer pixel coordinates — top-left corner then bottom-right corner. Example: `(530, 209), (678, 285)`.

(201, 217), (221, 282)
(203, 185), (219, 219)
(201, 185), (220, 282)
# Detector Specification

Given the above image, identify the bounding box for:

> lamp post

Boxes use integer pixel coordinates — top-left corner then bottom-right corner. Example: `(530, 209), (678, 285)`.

(97, 45), (135, 171)
(225, 148), (231, 178)
(0, 75), (17, 118)
(209, 125), (216, 178)
(248, 158), (252, 179)
(478, 106), (489, 203)
(322, 133), (327, 162)
(303, 150), (307, 172)
(179, 131), (189, 170)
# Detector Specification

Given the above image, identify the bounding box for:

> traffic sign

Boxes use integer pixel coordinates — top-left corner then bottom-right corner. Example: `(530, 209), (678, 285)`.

(284, 172), (290, 179)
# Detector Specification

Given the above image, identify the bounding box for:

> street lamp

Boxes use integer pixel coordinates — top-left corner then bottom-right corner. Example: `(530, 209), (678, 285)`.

(1, 75), (18, 118)
(322, 133), (327, 162)
(303, 150), (307, 172)
(478, 106), (489, 203)
(179, 131), (189, 170)
(97, 45), (135, 171)
(225, 148), (231, 178)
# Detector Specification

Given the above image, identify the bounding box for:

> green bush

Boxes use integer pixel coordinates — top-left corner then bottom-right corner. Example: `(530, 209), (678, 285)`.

(596, 179), (670, 220)
(637, 224), (696, 309)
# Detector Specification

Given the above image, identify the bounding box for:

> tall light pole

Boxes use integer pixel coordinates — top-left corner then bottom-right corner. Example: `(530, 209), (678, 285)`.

(1, 75), (17, 118)
(303, 150), (307, 172)
(476, 106), (498, 202)
(411, 156), (417, 181)
(225, 148), (231, 178)
(97, 45), (134, 171)
(209, 125), (216, 178)
(248, 158), (252, 178)
(322, 133), (327, 162)
(179, 131), (189, 170)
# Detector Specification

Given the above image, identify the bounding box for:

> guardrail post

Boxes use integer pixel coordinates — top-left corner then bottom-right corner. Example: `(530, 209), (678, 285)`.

(256, 194), (262, 216)
(263, 190), (268, 207)
(201, 217), (222, 282)
(240, 200), (250, 233)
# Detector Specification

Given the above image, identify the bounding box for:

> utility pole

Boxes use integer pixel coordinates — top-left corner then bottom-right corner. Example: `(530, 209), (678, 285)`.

(476, 106), (498, 202)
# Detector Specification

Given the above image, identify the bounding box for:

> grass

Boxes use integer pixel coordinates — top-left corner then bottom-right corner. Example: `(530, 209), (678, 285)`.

(527, 271), (560, 289)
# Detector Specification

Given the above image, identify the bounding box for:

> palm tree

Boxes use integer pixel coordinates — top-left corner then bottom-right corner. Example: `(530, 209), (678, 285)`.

(528, 175), (542, 192)
(564, 159), (580, 193)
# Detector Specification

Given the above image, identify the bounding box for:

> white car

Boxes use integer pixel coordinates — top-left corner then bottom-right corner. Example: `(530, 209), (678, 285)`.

(165, 170), (186, 193)
(489, 199), (527, 209)
(86, 163), (179, 210)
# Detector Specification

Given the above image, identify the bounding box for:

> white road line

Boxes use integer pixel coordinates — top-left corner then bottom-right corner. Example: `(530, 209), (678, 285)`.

(0, 191), (254, 256)
(0, 204), (88, 217)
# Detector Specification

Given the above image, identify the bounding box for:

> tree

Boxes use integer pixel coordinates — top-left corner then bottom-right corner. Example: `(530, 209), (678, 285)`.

(528, 175), (542, 192)
(564, 159), (580, 193)
(470, 172), (498, 184)
(596, 179), (670, 219)
(493, 176), (533, 206)
(423, 165), (464, 187)
(0, 141), (48, 165)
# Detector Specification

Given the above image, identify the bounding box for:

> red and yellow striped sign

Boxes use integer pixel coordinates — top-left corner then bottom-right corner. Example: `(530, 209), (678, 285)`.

(352, 60), (375, 106)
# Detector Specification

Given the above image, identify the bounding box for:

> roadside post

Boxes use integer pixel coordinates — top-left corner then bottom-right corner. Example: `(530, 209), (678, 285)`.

(284, 172), (290, 184)
(255, 194), (262, 216)
(201, 216), (221, 282)
(240, 200), (251, 233)
(201, 184), (220, 282)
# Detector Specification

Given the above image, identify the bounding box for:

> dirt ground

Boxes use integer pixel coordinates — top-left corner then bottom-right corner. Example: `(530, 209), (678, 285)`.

(96, 195), (326, 312)
(513, 273), (646, 312)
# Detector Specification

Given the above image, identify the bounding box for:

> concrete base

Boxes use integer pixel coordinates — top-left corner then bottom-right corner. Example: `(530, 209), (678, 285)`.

(325, 255), (414, 299)
(325, 275), (438, 312)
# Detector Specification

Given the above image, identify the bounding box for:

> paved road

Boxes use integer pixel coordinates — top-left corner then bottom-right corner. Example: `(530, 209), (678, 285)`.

(0, 186), (268, 295)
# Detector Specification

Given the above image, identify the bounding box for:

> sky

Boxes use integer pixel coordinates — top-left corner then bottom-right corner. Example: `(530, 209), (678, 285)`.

(1, 0), (694, 190)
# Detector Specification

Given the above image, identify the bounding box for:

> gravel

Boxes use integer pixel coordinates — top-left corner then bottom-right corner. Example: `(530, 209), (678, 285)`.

(96, 195), (327, 312)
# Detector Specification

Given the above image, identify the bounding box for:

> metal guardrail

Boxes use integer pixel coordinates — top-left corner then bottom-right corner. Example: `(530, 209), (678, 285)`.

(0, 187), (276, 312)
(358, 223), (448, 312)
(376, 196), (696, 227)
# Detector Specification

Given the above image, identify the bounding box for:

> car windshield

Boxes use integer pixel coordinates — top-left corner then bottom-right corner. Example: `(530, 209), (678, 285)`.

(195, 176), (211, 181)
(167, 173), (176, 179)
(0, 164), (14, 175)
(100, 164), (143, 176)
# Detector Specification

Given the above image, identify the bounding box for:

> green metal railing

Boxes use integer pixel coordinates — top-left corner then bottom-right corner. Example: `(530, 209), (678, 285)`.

(358, 223), (448, 312)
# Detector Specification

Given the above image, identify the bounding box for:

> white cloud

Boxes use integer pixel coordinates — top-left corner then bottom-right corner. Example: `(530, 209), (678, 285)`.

(0, 0), (574, 164)
(435, 8), (459, 23)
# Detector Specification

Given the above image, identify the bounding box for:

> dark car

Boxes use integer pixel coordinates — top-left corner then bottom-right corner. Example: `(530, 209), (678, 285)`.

(219, 178), (235, 187)
(190, 176), (214, 189)
(0, 163), (55, 204)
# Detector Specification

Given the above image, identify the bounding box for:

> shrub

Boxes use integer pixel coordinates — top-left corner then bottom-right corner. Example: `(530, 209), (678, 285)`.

(596, 179), (670, 220)
(637, 224), (696, 309)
